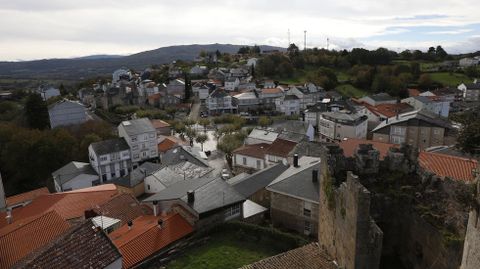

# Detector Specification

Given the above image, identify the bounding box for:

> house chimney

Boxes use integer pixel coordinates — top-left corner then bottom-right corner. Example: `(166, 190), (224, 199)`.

(153, 201), (158, 216)
(6, 210), (12, 224)
(127, 220), (133, 230)
(187, 190), (195, 203)
(293, 154), (299, 168)
(158, 219), (164, 229)
(312, 169), (318, 183)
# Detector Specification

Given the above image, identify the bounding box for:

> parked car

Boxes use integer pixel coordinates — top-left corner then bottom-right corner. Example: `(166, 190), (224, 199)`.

(221, 169), (230, 179)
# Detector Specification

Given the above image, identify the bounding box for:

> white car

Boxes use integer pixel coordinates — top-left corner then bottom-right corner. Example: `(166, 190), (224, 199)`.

(221, 169), (230, 179)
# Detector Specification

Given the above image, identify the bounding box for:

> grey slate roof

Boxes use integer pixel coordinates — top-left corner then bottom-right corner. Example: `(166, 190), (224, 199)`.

(233, 163), (289, 198)
(372, 110), (453, 132)
(51, 161), (98, 185)
(119, 118), (155, 136)
(267, 157), (321, 203)
(368, 92), (395, 101)
(143, 176), (245, 214)
(112, 162), (162, 188)
(162, 146), (209, 168)
(90, 138), (130, 155)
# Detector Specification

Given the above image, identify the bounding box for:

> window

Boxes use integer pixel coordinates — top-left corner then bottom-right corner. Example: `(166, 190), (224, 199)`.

(304, 221), (311, 234)
(303, 208), (311, 217)
(256, 160), (261, 169)
(243, 157), (247, 165)
(131, 137), (137, 142)
(120, 169), (125, 177)
(144, 135), (148, 141)
(149, 133), (155, 138)
(151, 150), (156, 155)
(102, 174), (107, 181)
(122, 152), (130, 158)
(100, 156), (108, 162)
(147, 184), (151, 190)
(142, 151), (147, 157)
(134, 154), (139, 159)
(433, 129), (440, 135)
(225, 204), (241, 219)
(132, 145), (138, 150)
(111, 172), (115, 178)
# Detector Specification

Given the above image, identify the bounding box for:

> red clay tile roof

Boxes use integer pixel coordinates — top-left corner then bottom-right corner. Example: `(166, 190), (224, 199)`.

(109, 213), (194, 268)
(408, 88), (421, 97)
(148, 93), (161, 101)
(6, 187), (50, 207)
(240, 242), (336, 269)
(151, 119), (170, 129)
(339, 138), (399, 160)
(158, 137), (179, 153)
(0, 211), (70, 268)
(93, 193), (152, 226)
(0, 184), (119, 229)
(262, 87), (283, 94)
(266, 139), (297, 158)
(419, 152), (478, 182)
(365, 103), (413, 118)
(14, 219), (121, 269)
(233, 143), (270, 159)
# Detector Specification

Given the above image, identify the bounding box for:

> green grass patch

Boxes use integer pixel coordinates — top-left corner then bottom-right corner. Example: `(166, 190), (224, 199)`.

(336, 71), (351, 83)
(429, 72), (470, 87)
(166, 233), (278, 269)
(335, 84), (367, 98)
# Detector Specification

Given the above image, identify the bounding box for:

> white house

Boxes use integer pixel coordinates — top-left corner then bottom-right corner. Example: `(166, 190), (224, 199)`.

(233, 143), (269, 171)
(459, 57), (480, 68)
(225, 77), (240, 91)
(275, 95), (301, 115)
(189, 65), (208, 76)
(458, 81), (480, 102)
(118, 118), (159, 166)
(246, 58), (258, 67)
(288, 85), (324, 109)
(233, 91), (260, 112)
(245, 128), (279, 145)
(48, 99), (88, 128)
(88, 138), (132, 181)
(52, 161), (100, 192)
(37, 85), (60, 101)
(192, 83), (211, 103)
(402, 96), (450, 118)
(207, 89), (237, 114)
(318, 111), (368, 142)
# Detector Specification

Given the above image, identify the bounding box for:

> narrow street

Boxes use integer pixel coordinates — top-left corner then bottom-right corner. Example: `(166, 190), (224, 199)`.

(187, 100), (200, 121)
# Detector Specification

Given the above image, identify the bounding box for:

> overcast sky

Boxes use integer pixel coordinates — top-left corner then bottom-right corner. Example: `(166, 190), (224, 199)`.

(1, 0), (479, 61)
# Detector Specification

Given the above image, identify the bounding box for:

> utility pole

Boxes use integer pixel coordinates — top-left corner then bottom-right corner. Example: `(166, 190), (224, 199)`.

(304, 30), (307, 51)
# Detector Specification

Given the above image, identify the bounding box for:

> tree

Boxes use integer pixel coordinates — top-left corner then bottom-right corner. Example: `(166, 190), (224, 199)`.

(25, 93), (50, 130)
(436, 45), (448, 59)
(185, 127), (197, 146)
(287, 43), (300, 57)
(418, 74), (433, 90)
(465, 66), (479, 78)
(455, 108), (480, 155)
(183, 73), (192, 102)
(258, 116), (272, 127)
(195, 133), (209, 151)
(59, 83), (67, 95)
(198, 118), (210, 133)
(217, 133), (243, 168)
(252, 45), (261, 54)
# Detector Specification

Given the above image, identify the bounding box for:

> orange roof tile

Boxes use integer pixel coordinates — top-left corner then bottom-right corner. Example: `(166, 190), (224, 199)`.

(267, 139), (297, 158)
(233, 143), (270, 159)
(0, 185), (118, 229)
(6, 187), (49, 207)
(158, 137), (179, 153)
(0, 211), (70, 268)
(339, 138), (399, 160)
(419, 152), (478, 182)
(262, 87), (283, 94)
(408, 88), (421, 97)
(109, 213), (194, 268)
(364, 103), (413, 118)
(150, 119), (170, 129)
(93, 193), (152, 225)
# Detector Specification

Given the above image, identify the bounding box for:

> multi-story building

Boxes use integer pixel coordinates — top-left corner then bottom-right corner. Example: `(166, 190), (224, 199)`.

(275, 95), (301, 115)
(118, 118), (158, 166)
(88, 138), (132, 181)
(371, 110), (452, 149)
(402, 96), (450, 118)
(206, 89), (237, 114)
(318, 111), (368, 142)
(458, 81), (480, 102)
(266, 156), (321, 237)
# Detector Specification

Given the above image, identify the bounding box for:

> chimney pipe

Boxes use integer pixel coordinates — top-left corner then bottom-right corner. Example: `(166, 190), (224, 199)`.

(187, 190), (195, 203)
(153, 201), (158, 217)
(127, 220), (133, 230)
(293, 154), (299, 168)
(312, 169), (318, 183)
(158, 219), (163, 229)
(6, 210), (12, 224)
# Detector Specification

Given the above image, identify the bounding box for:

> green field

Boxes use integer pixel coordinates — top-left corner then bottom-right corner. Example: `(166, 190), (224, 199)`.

(335, 83), (367, 98)
(429, 72), (470, 87)
(166, 233), (280, 269)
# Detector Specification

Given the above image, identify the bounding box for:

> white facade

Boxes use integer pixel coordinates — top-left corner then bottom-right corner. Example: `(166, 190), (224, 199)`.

(54, 173), (100, 192)
(233, 154), (266, 170)
(207, 92), (236, 113)
(225, 78), (240, 91)
(88, 144), (131, 182)
(402, 97), (450, 118)
(318, 112), (368, 142)
(275, 95), (300, 115)
(38, 87), (60, 101)
(118, 119), (159, 165)
(48, 100), (88, 128)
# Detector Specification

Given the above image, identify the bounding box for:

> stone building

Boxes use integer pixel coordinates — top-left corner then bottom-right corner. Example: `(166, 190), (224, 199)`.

(318, 148), (383, 269)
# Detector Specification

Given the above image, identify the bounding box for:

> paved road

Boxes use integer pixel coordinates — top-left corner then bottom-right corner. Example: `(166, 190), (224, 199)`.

(188, 101), (200, 121)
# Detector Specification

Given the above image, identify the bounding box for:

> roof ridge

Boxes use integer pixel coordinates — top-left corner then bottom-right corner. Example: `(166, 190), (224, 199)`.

(421, 151), (478, 162)
(115, 214), (177, 248)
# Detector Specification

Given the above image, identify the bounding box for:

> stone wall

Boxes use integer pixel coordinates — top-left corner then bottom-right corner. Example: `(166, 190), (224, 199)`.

(461, 178), (480, 269)
(318, 166), (383, 269)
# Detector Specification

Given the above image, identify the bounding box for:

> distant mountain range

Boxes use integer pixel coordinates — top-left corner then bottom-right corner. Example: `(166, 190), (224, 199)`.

(0, 44), (285, 81)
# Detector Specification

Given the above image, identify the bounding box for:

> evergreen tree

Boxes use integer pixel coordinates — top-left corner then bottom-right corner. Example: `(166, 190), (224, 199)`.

(183, 73), (192, 103)
(25, 93), (50, 129)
